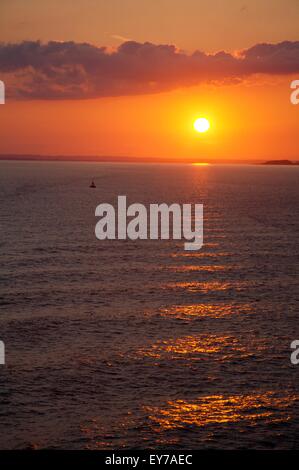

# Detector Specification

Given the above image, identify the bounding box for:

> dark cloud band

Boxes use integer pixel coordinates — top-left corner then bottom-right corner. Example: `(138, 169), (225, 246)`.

(0, 40), (298, 99)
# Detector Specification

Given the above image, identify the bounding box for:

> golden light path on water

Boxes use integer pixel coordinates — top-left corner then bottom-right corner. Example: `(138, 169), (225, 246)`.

(80, 392), (299, 449)
(136, 335), (247, 358)
(164, 280), (247, 293)
(158, 303), (253, 320)
(145, 392), (298, 431)
(133, 334), (268, 362)
(166, 265), (229, 272)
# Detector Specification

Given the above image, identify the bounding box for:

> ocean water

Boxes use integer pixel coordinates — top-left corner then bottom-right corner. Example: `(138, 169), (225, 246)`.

(0, 160), (298, 449)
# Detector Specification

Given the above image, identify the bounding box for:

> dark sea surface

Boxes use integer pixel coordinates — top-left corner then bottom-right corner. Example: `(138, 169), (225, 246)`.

(0, 161), (298, 449)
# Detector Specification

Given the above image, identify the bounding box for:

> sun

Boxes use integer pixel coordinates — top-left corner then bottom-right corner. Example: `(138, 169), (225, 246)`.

(194, 117), (210, 133)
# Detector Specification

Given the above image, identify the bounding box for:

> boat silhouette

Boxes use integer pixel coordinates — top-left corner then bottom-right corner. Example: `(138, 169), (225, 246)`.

(90, 180), (96, 188)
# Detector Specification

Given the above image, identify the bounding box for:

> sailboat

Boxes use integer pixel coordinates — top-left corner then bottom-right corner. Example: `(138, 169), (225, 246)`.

(89, 180), (96, 188)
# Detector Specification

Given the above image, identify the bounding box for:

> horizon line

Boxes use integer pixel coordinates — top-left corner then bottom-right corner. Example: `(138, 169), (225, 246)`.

(0, 154), (298, 165)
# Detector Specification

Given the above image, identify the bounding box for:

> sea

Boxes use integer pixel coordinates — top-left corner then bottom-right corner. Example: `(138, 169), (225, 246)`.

(0, 160), (298, 449)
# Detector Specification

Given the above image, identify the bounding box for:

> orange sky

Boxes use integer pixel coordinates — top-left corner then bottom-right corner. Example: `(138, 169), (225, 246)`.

(0, 0), (298, 161)
(0, 77), (297, 161)
(2, 0), (299, 52)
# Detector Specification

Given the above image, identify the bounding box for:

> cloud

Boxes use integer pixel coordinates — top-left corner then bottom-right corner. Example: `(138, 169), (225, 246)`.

(110, 34), (132, 42)
(0, 40), (299, 99)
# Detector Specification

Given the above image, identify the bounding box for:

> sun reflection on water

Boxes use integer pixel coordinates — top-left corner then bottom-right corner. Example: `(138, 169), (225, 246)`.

(159, 303), (252, 320)
(145, 392), (297, 430)
(171, 251), (232, 259)
(80, 391), (297, 449)
(164, 280), (246, 293)
(135, 334), (266, 361)
(167, 265), (228, 272)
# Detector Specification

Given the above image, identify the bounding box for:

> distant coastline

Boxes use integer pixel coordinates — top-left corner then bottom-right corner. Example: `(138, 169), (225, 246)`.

(0, 154), (298, 165)
(263, 160), (299, 166)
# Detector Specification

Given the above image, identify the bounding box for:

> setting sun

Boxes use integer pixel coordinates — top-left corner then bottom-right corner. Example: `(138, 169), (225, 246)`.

(194, 117), (210, 133)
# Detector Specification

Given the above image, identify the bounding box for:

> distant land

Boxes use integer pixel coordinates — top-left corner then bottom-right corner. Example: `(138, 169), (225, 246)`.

(0, 154), (298, 165)
(263, 160), (299, 165)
